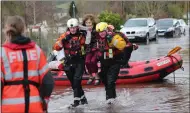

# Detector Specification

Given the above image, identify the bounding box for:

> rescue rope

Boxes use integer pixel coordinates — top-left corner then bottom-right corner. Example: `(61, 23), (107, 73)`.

(168, 55), (184, 84)
(166, 46), (183, 84)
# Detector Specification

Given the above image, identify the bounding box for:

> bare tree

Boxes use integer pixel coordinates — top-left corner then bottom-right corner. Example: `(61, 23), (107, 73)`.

(135, 1), (166, 18)
(77, 1), (108, 16)
(1, 1), (25, 26)
(76, 0), (85, 17)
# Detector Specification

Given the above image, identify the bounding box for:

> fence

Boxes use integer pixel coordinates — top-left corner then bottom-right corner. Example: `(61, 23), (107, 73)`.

(27, 26), (66, 57)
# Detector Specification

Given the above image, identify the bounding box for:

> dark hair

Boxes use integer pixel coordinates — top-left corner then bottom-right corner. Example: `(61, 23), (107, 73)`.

(82, 14), (96, 28)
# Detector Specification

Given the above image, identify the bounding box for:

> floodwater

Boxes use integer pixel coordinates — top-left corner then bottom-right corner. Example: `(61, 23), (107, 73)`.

(48, 27), (189, 113)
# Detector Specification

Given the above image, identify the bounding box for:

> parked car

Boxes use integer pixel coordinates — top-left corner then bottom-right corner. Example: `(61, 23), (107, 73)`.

(156, 18), (181, 37)
(120, 18), (157, 44)
(178, 19), (187, 35)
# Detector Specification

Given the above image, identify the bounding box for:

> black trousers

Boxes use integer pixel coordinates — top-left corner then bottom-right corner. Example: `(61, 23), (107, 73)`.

(124, 45), (133, 65)
(99, 62), (121, 100)
(65, 59), (85, 98)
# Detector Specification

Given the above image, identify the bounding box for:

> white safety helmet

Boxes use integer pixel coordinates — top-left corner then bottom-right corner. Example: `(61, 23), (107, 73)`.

(67, 18), (79, 28)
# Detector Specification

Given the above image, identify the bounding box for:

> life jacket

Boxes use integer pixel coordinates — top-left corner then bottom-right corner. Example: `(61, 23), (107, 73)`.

(1, 41), (49, 113)
(96, 34), (123, 60)
(53, 32), (86, 58)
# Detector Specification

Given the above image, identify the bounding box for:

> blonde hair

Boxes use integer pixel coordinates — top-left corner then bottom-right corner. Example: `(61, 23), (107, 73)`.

(4, 16), (25, 37)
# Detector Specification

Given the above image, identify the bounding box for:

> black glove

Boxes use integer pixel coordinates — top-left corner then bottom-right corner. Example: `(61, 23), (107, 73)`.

(62, 35), (71, 43)
(63, 57), (71, 65)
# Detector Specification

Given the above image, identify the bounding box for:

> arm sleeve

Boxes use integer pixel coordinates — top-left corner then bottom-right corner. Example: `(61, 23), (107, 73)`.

(39, 71), (54, 98)
(38, 48), (54, 98)
(53, 33), (66, 51)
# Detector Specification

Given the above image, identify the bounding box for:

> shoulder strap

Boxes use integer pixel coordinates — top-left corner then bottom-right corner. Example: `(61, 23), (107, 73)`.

(22, 49), (30, 113)
(79, 32), (85, 40)
(114, 32), (125, 38)
(116, 32), (129, 42)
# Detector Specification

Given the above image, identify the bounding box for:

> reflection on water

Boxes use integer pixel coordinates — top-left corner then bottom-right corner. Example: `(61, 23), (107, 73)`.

(48, 28), (189, 112)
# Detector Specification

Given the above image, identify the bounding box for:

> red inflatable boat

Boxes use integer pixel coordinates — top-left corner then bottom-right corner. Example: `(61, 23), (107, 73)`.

(51, 53), (183, 86)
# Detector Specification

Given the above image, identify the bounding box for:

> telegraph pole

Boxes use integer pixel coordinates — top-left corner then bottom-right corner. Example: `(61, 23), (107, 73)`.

(24, 1), (27, 27)
(188, 1), (189, 21)
(73, 2), (76, 18)
(33, 1), (36, 25)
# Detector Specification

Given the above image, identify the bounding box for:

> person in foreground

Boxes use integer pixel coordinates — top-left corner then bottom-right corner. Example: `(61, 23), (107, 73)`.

(53, 18), (88, 107)
(1, 15), (54, 113)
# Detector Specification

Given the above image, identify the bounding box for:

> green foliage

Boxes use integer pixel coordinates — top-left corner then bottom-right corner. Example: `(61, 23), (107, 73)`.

(167, 4), (183, 18)
(98, 11), (124, 30)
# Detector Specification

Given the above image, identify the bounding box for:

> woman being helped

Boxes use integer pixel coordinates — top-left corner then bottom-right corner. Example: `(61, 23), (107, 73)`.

(82, 14), (100, 85)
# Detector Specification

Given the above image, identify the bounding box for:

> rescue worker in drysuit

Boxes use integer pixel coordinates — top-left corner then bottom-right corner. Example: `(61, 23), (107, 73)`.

(1, 16), (54, 113)
(53, 18), (88, 107)
(95, 22), (138, 104)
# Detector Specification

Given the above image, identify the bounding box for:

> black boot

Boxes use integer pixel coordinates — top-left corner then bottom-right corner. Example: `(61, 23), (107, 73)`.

(80, 95), (88, 105)
(106, 89), (116, 105)
(71, 88), (81, 107)
(70, 100), (80, 108)
(106, 98), (115, 105)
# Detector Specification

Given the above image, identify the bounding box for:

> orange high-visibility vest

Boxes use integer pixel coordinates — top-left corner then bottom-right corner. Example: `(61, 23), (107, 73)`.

(1, 44), (49, 113)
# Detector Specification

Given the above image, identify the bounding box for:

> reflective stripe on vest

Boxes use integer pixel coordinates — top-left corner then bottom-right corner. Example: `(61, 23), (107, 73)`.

(35, 44), (49, 76)
(4, 71), (39, 80)
(3, 64), (48, 80)
(2, 96), (41, 105)
(1, 47), (13, 80)
(39, 64), (49, 76)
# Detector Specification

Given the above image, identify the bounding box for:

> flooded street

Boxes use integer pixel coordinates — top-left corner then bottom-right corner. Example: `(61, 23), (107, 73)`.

(48, 27), (189, 112)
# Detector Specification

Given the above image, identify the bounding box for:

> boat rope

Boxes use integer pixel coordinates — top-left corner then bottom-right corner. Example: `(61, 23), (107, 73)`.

(168, 55), (183, 84)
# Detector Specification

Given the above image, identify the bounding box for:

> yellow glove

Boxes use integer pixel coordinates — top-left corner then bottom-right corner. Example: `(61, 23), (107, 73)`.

(110, 34), (127, 50)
